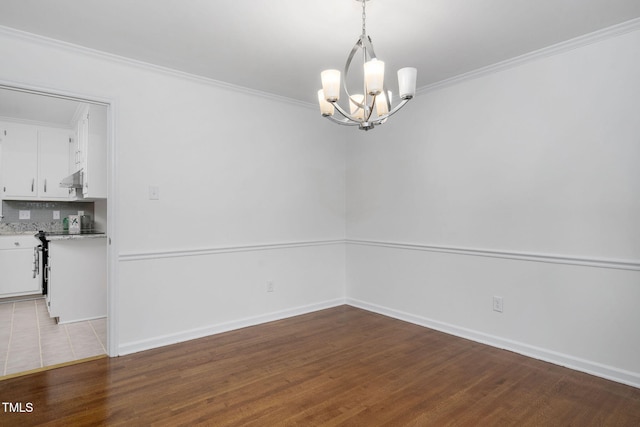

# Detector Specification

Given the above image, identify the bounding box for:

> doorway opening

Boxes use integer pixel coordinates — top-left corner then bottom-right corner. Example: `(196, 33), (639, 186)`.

(0, 83), (116, 377)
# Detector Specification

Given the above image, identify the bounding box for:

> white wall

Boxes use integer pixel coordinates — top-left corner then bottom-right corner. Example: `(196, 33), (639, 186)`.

(0, 28), (347, 354)
(2, 22), (639, 387)
(346, 28), (640, 386)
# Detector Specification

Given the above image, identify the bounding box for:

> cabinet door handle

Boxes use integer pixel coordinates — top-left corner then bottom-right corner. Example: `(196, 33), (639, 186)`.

(31, 178), (35, 192)
(44, 179), (47, 193)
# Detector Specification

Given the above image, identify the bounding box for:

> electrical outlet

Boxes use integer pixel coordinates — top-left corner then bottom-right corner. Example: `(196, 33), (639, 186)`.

(53, 211), (60, 220)
(149, 186), (160, 200)
(19, 210), (30, 220)
(266, 281), (275, 293)
(493, 296), (504, 313)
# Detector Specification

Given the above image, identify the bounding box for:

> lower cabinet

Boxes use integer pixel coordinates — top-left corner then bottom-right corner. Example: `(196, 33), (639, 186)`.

(47, 237), (106, 323)
(0, 236), (41, 298)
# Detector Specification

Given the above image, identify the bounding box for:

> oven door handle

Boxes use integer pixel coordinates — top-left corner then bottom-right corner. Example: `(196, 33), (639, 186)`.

(33, 246), (41, 278)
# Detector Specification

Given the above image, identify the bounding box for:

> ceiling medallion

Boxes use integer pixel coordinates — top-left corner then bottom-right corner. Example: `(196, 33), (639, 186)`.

(317, 0), (417, 131)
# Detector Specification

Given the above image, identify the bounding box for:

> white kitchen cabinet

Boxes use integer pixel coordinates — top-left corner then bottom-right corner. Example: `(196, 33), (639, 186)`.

(70, 104), (107, 200)
(0, 123), (38, 198)
(38, 129), (73, 199)
(0, 235), (41, 298)
(46, 237), (106, 323)
(70, 105), (86, 174)
(0, 121), (72, 201)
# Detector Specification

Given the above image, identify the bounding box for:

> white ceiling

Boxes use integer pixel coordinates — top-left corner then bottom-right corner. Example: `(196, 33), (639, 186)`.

(1, 0), (640, 106)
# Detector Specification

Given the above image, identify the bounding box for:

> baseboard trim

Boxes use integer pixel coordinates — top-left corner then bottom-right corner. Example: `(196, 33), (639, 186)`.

(117, 298), (346, 356)
(346, 298), (640, 389)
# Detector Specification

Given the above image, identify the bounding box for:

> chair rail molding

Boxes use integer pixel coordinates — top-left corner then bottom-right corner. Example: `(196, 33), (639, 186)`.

(346, 239), (640, 271)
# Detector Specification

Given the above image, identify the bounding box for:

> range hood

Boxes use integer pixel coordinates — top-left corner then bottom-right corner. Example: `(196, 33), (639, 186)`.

(60, 169), (83, 189)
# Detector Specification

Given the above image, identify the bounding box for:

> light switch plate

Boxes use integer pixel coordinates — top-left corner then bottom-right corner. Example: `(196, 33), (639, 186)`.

(149, 186), (160, 200)
(19, 210), (30, 220)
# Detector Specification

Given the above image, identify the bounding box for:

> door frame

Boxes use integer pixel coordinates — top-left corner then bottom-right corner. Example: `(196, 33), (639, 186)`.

(0, 80), (119, 357)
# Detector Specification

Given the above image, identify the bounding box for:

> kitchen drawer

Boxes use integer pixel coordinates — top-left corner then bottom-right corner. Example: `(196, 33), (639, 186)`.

(0, 235), (41, 297)
(0, 235), (39, 250)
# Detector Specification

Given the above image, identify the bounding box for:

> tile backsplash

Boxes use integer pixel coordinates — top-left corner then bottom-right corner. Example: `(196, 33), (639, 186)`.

(0, 200), (94, 233)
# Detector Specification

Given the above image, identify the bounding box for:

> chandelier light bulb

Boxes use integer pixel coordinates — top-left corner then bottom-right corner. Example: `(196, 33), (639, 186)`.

(364, 59), (385, 95)
(321, 70), (341, 102)
(376, 90), (392, 116)
(350, 95), (366, 120)
(398, 67), (417, 99)
(317, 90), (335, 116)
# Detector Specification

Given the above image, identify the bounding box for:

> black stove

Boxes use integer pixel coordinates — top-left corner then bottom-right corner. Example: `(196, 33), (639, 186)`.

(35, 231), (49, 295)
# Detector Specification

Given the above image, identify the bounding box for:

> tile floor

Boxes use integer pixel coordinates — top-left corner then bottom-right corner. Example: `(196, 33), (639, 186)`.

(0, 297), (106, 377)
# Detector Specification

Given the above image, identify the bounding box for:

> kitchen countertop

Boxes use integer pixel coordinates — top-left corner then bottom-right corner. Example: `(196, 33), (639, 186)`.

(42, 231), (106, 241)
(0, 230), (43, 236)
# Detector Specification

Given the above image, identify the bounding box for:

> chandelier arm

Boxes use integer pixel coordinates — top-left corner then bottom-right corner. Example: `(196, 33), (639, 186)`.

(382, 84), (391, 111)
(365, 94), (377, 122)
(343, 37), (366, 109)
(370, 98), (411, 124)
(325, 115), (361, 126)
(362, 35), (377, 60)
(332, 101), (361, 123)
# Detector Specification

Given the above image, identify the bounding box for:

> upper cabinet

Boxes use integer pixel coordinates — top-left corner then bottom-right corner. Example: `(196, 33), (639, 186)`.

(39, 129), (73, 199)
(70, 104), (107, 200)
(0, 123), (38, 198)
(0, 122), (72, 201)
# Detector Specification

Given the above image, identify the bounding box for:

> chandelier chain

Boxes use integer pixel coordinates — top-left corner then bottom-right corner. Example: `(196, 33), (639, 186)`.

(361, 0), (367, 37)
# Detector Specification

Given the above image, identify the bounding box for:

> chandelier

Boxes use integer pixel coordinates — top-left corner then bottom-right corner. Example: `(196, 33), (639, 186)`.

(317, 0), (417, 131)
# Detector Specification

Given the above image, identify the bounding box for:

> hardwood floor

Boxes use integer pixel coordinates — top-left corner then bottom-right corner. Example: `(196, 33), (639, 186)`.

(1, 305), (639, 426)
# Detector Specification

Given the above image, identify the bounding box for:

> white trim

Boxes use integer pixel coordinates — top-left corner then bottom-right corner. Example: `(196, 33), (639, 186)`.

(346, 298), (640, 389)
(57, 315), (105, 325)
(0, 115), (74, 129)
(0, 82), (110, 106)
(416, 18), (640, 95)
(120, 237), (640, 271)
(106, 98), (119, 358)
(118, 298), (346, 356)
(417, 17), (640, 95)
(0, 25), (313, 110)
(347, 239), (640, 271)
(118, 239), (345, 262)
(3, 17), (640, 110)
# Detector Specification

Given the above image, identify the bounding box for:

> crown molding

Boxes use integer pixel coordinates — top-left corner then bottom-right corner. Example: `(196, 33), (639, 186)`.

(0, 25), (312, 110)
(2, 17), (640, 109)
(417, 17), (640, 96)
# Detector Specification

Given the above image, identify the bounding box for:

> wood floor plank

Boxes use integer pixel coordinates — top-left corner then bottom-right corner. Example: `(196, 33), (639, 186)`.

(0, 305), (639, 426)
